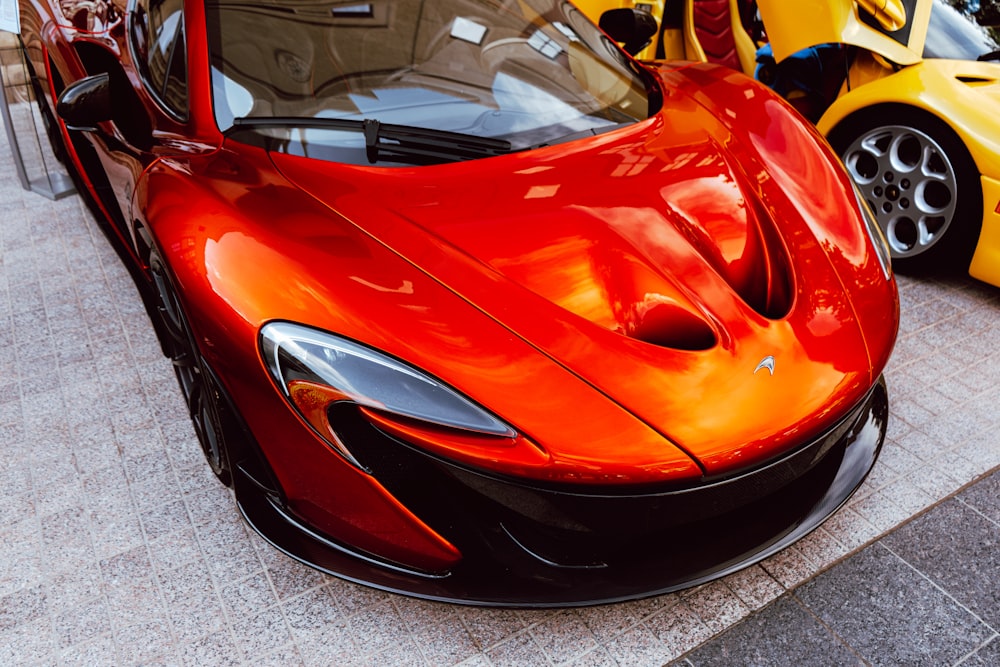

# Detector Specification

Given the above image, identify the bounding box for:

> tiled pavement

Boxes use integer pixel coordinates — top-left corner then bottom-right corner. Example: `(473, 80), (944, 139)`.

(2, 106), (999, 666)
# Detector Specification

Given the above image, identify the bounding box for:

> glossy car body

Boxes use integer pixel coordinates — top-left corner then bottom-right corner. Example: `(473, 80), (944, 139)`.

(584, 0), (1000, 283)
(17, 0), (897, 606)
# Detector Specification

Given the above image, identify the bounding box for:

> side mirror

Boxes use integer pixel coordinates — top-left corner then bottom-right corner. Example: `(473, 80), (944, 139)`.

(599, 8), (659, 56)
(857, 0), (906, 32)
(56, 73), (111, 131)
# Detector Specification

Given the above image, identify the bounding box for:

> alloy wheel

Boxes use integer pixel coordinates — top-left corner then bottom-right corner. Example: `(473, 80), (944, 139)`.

(150, 252), (232, 485)
(841, 125), (958, 260)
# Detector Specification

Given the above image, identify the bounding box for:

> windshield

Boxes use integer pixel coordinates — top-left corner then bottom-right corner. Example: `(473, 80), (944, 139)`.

(204, 0), (654, 164)
(924, 0), (1000, 59)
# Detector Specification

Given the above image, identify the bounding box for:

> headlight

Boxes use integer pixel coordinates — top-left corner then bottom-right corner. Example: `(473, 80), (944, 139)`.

(854, 184), (892, 280)
(260, 322), (517, 469)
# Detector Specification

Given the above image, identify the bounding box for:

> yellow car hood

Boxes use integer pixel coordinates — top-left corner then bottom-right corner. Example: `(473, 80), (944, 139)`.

(756, 0), (932, 65)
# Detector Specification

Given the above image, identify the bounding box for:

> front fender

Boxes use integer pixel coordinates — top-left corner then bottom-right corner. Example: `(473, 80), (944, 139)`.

(818, 59), (1000, 180)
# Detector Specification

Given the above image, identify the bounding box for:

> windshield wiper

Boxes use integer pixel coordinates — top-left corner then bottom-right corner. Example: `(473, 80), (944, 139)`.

(977, 50), (1000, 61)
(229, 116), (512, 164)
(528, 121), (634, 149)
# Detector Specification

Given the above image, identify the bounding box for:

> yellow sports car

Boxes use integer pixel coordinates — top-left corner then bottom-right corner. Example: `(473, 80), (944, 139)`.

(584, 0), (1000, 285)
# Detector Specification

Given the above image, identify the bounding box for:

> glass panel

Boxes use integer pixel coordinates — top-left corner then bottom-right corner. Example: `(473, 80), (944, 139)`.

(205, 0), (653, 158)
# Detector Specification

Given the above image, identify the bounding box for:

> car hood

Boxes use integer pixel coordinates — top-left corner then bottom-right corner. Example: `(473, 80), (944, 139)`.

(266, 65), (892, 477)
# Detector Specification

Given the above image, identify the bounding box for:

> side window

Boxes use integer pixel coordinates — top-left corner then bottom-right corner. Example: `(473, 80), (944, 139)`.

(130, 0), (188, 119)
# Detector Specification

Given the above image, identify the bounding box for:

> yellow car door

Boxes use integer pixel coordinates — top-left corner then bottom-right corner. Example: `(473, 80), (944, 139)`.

(755, 0), (932, 65)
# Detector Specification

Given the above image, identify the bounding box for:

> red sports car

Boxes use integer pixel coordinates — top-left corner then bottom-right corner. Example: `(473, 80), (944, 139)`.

(16, 0), (898, 606)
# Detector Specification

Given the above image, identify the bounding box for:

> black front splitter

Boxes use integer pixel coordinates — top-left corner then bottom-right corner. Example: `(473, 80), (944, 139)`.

(233, 378), (888, 607)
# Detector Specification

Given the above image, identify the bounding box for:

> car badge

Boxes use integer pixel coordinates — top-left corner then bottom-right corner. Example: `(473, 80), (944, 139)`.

(754, 356), (775, 376)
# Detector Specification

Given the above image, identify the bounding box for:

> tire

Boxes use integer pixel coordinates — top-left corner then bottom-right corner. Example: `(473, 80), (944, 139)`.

(149, 249), (233, 487)
(828, 106), (982, 275)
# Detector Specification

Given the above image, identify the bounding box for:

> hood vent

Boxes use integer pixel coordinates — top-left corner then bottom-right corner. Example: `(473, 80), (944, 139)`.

(738, 194), (794, 319)
(623, 298), (717, 351)
(664, 177), (793, 321)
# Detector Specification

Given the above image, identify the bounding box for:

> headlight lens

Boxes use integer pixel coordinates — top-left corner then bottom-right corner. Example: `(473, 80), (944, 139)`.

(260, 322), (516, 468)
(854, 184), (892, 279)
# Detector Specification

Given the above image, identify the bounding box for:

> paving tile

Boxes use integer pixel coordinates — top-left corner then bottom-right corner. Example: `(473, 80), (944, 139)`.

(795, 543), (993, 666)
(165, 591), (227, 645)
(100, 543), (153, 588)
(140, 498), (192, 540)
(484, 631), (550, 667)
(282, 588), (343, 645)
(157, 559), (216, 611)
(391, 595), (460, 633)
(848, 488), (912, 532)
(366, 635), (427, 667)
(254, 644), (306, 667)
(458, 606), (527, 651)
(958, 636), (1000, 666)
(228, 606), (292, 659)
(818, 506), (881, 551)
(409, 620), (480, 665)
(720, 565), (785, 612)
(0, 489), (34, 529)
(682, 596), (860, 666)
(52, 594), (111, 649)
(347, 598), (410, 656)
(220, 571), (277, 622)
(645, 600), (713, 655)
(260, 549), (325, 601)
(602, 624), (670, 667)
(792, 526), (851, 568)
(0, 616), (57, 666)
(564, 645), (619, 667)
(758, 545), (815, 588)
(576, 600), (651, 642)
(323, 575), (391, 618)
(296, 622), (358, 667)
(57, 634), (119, 666)
(148, 527), (203, 575)
(0, 583), (47, 632)
(530, 610), (599, 663)
(178, 631), (242, 667)
(882, 498), (1000, 629)
(105, 576), (168, 628)
(958, 469), (1000, 524)
(680, 581), (751, 634)
(43, 563), (103, 611)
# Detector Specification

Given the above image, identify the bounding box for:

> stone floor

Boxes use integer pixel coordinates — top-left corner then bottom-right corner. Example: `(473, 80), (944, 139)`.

(1, 111), (999, 665)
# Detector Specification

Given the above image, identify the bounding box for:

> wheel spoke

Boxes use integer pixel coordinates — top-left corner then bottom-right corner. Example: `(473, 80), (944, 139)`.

(921, 143), (948, 179)
(171, 350), (196, 369)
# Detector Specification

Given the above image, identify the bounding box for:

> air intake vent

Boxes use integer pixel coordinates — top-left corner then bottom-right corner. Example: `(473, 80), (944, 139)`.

(667, 183), (793, 321)
(623, 298), (716, 351)
(956, 75), (995, 85)
(739, 194), (793, 319)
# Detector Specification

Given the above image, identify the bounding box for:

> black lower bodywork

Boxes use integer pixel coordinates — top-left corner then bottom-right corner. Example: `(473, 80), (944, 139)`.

(233, 377), (888, 607)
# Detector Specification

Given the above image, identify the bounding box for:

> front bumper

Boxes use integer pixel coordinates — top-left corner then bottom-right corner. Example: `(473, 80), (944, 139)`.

(234, 377), (888, 607)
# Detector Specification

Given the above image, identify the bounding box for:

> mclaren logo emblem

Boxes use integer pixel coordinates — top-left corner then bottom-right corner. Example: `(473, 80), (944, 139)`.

(754, 356), (775, 376)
